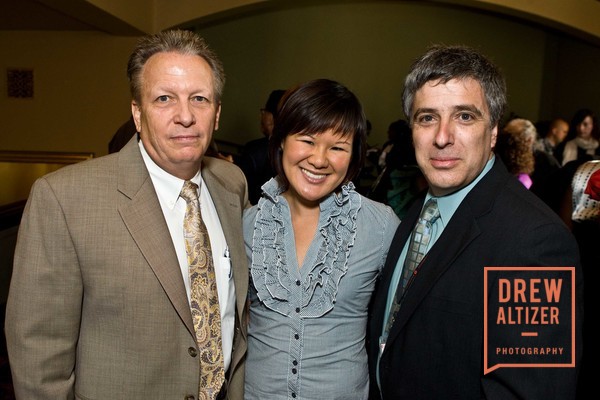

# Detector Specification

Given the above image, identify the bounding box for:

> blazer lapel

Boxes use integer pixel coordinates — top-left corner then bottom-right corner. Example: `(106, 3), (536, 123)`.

(370, 198), (422, 334)
(384, 159), (510, 349)
(385, 207), (481, 346)
(117, 138), (195, 337)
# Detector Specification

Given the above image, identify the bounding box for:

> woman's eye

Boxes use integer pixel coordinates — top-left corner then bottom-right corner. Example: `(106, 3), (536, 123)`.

(332, 146), (349, 152)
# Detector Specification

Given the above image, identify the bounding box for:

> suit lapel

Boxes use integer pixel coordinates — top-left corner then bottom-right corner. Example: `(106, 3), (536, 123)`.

(370, 198), (422, 334)
(385, 207), (481, 345)
(384, 159), (509, 349)
(117, 139), (195, 337)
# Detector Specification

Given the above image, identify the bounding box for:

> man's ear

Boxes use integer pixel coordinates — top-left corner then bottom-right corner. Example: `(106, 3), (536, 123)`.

(214, 102), (221, 131)
(490, 125), (498, 149)
(131, 101), (142, 133)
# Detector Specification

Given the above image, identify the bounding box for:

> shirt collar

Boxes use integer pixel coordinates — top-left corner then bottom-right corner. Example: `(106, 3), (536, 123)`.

(425, 155), (496, 226)
(138, 140), (202, 210)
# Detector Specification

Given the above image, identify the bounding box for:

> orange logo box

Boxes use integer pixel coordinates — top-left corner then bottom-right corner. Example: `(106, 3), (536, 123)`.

(483, 266), (575, 374)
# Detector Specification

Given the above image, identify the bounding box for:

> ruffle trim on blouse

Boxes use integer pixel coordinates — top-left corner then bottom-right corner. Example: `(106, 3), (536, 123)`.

(250, 178), (361, 318)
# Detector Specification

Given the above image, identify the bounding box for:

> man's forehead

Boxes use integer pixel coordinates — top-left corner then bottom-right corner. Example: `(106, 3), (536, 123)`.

(415, 78), (486, 107)
(421, 77), (483, 91)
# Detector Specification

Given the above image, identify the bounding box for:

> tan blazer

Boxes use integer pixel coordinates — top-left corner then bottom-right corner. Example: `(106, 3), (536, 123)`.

(5, 137), (249, 399)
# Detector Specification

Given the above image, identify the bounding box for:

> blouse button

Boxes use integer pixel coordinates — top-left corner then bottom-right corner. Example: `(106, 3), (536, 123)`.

(294, 333), (299, 340)
(296, 280), (301, 286)
(293, 360), (298, 366)
(292, 368), (297, 374)
(292, 393), (297, 398)
(295, 307), (300, 313)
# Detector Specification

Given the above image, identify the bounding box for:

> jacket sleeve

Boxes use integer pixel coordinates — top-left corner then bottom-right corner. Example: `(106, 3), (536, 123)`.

(482, 220), (583, 400)
(5, 176), (82, 399)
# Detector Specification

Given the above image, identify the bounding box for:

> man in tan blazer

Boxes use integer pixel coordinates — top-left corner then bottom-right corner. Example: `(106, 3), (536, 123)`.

(5, 30), (249, 399)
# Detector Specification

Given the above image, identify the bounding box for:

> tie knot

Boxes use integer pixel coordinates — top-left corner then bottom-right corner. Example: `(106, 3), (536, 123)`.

(420, 198), (440, 224)
(180, 180), (199, 203)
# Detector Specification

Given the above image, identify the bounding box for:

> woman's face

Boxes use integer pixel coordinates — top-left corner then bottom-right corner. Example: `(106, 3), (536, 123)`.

(281, 129), (353, 206)
(576, 116), (594, 139)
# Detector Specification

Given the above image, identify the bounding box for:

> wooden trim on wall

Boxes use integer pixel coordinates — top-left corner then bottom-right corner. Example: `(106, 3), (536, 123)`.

(0, 150), (94, 164)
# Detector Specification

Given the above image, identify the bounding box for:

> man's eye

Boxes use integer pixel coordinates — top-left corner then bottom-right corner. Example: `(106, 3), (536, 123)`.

(192, 96), (208, 102)
(417, 115), (434, 123)
(157, 95), (169, 102)
(459, 113), (473, 121)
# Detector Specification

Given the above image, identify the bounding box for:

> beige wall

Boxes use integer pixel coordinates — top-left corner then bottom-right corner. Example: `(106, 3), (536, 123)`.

(200, 1), (548, 147)
(0, 31), (137, 157)
(84, 0), (600, 43)
(1, 2), (599, 158)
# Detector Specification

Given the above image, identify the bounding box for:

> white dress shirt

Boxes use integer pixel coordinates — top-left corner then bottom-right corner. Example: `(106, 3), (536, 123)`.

(139, 141), (235, 372)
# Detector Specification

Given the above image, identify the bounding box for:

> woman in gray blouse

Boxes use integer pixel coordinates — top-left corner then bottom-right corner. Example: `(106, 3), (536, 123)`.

(243, 79), (400, 399)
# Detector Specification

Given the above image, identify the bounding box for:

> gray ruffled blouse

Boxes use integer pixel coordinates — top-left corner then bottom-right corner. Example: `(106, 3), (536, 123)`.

(243, 178), (400, 400)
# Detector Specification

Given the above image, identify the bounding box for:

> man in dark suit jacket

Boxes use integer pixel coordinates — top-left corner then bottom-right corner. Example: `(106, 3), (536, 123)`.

(235, 89), (285, 204)
(368, 45), (583, 399)
(6, 30), (249, 399)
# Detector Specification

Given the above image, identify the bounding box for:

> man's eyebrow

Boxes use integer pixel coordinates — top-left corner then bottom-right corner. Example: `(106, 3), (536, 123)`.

(412, 107), (437, 119)
(453, 104), (484, 117)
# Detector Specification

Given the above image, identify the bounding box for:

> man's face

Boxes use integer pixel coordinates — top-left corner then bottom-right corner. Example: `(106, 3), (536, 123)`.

(553, 121), (569, 144)
(132, 51), (221, 180)
(411, 78), (497, 197)
(260, 109), (275, 137)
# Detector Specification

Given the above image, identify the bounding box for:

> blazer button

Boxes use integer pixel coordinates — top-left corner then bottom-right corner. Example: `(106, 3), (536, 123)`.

(185, 396), (195, 400)
(188, 347), (198, 357)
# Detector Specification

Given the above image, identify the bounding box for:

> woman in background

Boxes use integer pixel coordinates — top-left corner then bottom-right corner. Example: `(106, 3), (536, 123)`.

(243, 79), (399, 400)
(561, 108), (599, 166)
(495, 118), (537, 189)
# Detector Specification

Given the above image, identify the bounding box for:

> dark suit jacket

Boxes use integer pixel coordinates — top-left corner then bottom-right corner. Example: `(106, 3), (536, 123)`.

(6, 137), (250, 399)
(368, 158), (583, 400)
(235, 136), (274, 205)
